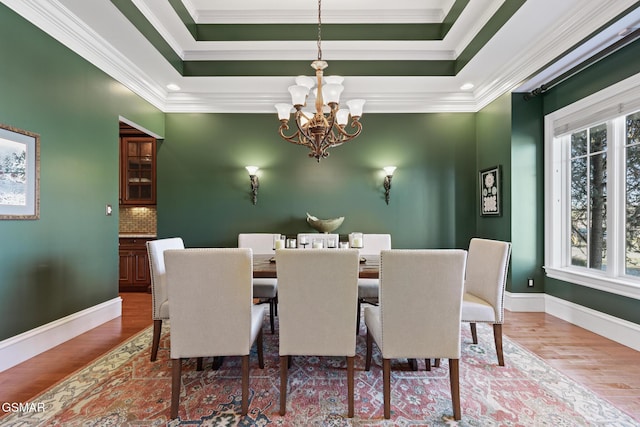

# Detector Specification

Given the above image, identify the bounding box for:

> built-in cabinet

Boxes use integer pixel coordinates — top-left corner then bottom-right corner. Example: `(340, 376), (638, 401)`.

(119, 237), (152, 291)
(118, 122), (157, 292)
(120, 136), (156, 205)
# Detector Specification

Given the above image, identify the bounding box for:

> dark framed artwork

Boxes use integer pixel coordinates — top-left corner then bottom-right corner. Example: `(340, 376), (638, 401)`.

(0, 124), (40, 219)
(479, 165), (501, 217)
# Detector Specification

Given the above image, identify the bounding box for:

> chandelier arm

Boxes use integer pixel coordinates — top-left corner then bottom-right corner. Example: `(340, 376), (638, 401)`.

(330, 119), (363, 147)
(278, 122), (309, 148)
(293, 113), (315, 147)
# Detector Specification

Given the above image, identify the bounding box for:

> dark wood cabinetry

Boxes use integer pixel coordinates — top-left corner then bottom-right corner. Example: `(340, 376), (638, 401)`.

(120, 136), (156, 205)
(119, 237), (152, 291)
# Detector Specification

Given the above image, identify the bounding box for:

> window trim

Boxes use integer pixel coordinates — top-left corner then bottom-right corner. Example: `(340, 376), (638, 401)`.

(544, 72), (640, 300)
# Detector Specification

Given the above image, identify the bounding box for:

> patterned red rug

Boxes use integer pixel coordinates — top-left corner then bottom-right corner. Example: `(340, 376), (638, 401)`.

(1, 312), (638, 426)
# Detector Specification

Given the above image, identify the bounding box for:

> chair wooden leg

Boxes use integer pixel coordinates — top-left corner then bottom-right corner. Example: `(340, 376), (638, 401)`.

(383, 358), (391, 419)
(257, 329), (264, 369)
(449, 358), (461, 420)
(408, 359), (418, 371)
(171, 358), (182, 419)
(425, 359), (431, 371)
(274, 294), (278, 316)
(196, 357), (203, 371)
(470, 322), (478, 344)
(347, 356), (354, 418)
(279, 355), (288, 415)
(151, 319), (162, 362)
(241, 355), (249, 416)
(269, 298), (275, 334)
(365, 331), (373, 371)
(493, 323), (505, 366)
(356, 299), (362, 335)
(212, 357), (223, 370)
(434, 358), (440, 368)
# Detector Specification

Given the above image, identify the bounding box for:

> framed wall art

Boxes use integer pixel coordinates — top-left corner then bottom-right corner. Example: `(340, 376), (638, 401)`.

(479, 165), (501, 217)
(0, 124), (40, 219)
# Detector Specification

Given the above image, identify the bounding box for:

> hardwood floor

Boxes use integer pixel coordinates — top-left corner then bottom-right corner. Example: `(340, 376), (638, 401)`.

(0, 293), (638, 421)
(503, 311), (640, 420)
(0, 292), (152, 405)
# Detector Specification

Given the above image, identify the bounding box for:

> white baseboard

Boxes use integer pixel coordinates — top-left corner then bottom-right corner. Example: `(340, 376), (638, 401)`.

(505, 291), (640, 352)
(544, 294), (640, 352)
(0, 297), (122, 372)
(504, 291), (546, 312)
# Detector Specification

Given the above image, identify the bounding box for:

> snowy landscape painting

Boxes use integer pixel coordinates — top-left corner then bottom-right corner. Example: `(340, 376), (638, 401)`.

(0, 124), (39, 219)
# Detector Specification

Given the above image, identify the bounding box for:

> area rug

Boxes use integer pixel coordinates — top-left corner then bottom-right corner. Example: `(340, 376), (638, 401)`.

(1, 313), (638, 426)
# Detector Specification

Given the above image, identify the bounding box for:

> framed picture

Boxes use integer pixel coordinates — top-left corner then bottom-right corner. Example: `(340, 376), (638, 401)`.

(0, 124), (40, 219)
(479, 165), (501, 217)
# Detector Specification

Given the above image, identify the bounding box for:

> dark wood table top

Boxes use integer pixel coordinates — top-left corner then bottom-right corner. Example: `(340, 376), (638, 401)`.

(253, 253), (380, 279)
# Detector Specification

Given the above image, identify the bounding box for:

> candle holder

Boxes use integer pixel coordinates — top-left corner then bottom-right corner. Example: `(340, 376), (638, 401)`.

(350, 232), (363, 249)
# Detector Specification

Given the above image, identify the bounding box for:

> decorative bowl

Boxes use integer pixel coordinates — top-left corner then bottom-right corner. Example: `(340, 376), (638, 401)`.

(306, 212), (344, 233)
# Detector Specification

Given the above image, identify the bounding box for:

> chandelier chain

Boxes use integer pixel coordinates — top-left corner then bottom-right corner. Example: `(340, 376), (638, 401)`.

(317, 0), (322, 60)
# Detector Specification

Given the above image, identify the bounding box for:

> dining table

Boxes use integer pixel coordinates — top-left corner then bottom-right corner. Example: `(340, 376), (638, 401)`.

(252, 253), (380, 279)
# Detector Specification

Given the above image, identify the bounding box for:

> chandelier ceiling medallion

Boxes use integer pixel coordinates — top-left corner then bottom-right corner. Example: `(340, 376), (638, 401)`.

(275, 0), (366, 162)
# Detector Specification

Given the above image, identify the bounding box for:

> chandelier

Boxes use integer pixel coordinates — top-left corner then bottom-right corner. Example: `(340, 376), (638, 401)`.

(275, 0), (365, 162)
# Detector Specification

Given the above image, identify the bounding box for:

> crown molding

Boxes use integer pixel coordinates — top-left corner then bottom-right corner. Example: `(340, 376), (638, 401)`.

(466, 0), (639, 111)
(179, 0), (446, 24)
(3, 0), (168, 111)
(4, 0), (637, 115)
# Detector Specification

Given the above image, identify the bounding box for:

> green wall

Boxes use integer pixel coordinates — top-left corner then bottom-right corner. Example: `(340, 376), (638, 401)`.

(2, 1), (638, 344)
(475, 93), (512, 241)
(510, 94), (545, 293)
(158, 113), (477, 250)
(0, 5), (163, 340)
(536, 38), (640, 324)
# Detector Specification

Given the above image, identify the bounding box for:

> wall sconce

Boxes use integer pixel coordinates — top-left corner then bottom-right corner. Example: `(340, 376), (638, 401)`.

(245, 166), (259, 205)
(383, 166), (396, 205)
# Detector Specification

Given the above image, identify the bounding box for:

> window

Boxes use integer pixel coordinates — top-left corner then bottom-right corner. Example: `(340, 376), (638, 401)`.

(545, 73), (640, 299)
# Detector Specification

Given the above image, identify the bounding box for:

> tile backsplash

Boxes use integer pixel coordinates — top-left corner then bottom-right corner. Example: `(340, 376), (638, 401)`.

(119, 206), (157, 234)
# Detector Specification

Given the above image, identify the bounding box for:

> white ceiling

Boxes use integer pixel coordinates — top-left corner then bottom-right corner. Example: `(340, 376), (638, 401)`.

(3, 0), (640, 113)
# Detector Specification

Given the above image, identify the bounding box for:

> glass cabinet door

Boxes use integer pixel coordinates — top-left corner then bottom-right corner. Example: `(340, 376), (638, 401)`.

(121, 136), (156, 204)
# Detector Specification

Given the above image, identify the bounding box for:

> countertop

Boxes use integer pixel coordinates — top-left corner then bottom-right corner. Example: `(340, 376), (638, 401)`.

(119, 233), (157, 239)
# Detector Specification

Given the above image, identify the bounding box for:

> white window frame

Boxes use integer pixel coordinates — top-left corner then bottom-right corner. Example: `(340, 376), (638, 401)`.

(544, 72), (640, 300)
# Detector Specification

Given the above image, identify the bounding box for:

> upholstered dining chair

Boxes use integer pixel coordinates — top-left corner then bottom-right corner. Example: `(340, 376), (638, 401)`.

(364, 249), (467, 420)
(146, 237), (184, 362)
(164, 248), (266, 419)
(238, 233), (279, 333)
(356, 233), (391, 333)
(276, 248), (360, 417)
(461, 238), (512, 366)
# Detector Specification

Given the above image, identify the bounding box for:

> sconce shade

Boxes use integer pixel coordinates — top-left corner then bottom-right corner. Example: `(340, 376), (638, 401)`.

(383, 166), (397, 176)
(275, 104), (293, 121)
(246, 166), (259, 175)
(347, 99), (366, 118)
(288, 85), (310, 106)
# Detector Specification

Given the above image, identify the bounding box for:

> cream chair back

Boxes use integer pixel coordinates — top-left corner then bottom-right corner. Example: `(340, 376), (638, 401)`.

(164, 248), (256, 358)
(238, 233), (279, 333)
(464, 238), (511, 323)
(276, 248), (359, 356)
(377, 249), (467, 359)
(147, 237), (184, 320)
(238, 233), (279, 254)
(361, 234), (391, 255)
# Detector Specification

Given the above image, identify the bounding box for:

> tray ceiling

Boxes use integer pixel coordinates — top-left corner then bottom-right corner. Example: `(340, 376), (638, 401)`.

(4, 0), (640, 113)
